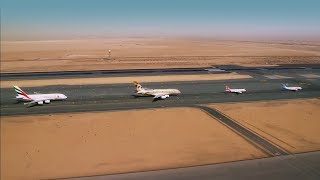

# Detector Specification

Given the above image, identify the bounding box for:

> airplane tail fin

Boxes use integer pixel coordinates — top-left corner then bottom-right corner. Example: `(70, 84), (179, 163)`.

(281, 83), (287, 89)
(225, 86), (230, 91)
(14, 85), (31, 99)
(133, 81), (143, 91)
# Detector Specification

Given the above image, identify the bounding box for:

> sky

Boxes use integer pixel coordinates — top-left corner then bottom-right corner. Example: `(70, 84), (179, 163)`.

(1, 0), (320, 40)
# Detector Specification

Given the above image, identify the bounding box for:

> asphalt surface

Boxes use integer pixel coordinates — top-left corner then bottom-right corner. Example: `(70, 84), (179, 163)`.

(1, 76), (320, 116)
(1, 64), (319, 79)
(65, 151), (320, 180)
(196, 106), (289, 156)
(0, 67), (215, 79)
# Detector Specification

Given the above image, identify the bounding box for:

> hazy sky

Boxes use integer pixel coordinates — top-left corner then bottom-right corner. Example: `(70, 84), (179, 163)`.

(1, 0), (320, 40)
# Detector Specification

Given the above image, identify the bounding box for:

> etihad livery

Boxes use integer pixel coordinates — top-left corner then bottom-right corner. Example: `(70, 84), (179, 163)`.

(14, 86), (67, 106)
(225, 86), (246, 94)
(282, 83), (302, 91)
(133, 81), (181, 101)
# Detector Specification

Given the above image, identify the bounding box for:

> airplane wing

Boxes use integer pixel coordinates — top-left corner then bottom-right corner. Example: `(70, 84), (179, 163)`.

(24, 98), (50, 106)
(24, 100), (41, 106)
(153, 93), (168, 99)
(24, 101), (38, 107)
(152, 93), (170, 100)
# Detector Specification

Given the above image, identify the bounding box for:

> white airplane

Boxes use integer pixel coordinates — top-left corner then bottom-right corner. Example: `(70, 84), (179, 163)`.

(133, 81), (181, 101)
(225, 86), (246, 94)
(14, 85), (67, 106)
(282, 83), (302, 91)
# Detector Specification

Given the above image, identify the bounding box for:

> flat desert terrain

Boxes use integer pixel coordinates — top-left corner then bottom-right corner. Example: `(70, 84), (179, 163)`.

(1, 107), (266, 179)
(209, 98), (320, 153)
(1, 38), (320, 72)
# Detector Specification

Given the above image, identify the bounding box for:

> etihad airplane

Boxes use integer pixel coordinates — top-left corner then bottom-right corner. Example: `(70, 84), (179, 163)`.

(282, 83), (302, 91)
(14, 85), (67, 106)
(225, 86), (246, 94)
(132, 81), (181, 101)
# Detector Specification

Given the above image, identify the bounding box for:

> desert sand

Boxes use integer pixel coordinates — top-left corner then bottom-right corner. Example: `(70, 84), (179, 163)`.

(0, 72), (251, 88)
(209, 98), (320, 153)
(1, 38), (320, 72)
(1, 107), (266, 179)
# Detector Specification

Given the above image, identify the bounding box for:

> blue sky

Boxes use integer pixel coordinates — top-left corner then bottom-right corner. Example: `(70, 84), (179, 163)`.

(1, 0), (320, 40)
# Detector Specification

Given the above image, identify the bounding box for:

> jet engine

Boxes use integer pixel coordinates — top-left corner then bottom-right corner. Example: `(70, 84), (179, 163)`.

(37, 101), (44, 105)
(160, 95), (169, 99)
(44, 100), (51, 104)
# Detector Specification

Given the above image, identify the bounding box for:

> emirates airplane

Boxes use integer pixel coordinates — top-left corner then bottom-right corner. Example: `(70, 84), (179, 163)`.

(225, 86), (246, 94)
(14, 86), (67, 106)
(132, 81), (181, 101)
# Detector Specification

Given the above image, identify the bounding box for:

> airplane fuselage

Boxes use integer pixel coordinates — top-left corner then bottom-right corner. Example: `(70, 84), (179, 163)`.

(16, 93), (67, 102)
(283, 87), (302, 91)
(227, 89), (246, 94)
(136, 89), (181, 96)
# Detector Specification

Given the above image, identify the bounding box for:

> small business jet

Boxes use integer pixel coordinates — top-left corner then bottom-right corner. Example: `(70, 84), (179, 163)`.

(225, 86), (246, 94)
(14, 85), (67, 106)
(281, 83), (302, 91)
(132, 81), (181, 101)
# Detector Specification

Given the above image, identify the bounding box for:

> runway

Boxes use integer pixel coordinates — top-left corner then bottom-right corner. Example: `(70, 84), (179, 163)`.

(1, 64), (319, 79)
(0, 67), (214, 79)
(1, 77), (320, 116)
(1, 65), (320, 116)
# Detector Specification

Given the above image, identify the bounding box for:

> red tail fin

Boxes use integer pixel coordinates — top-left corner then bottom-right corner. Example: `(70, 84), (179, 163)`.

(225, 86), (230, 91)
(14, 85), (31, 99)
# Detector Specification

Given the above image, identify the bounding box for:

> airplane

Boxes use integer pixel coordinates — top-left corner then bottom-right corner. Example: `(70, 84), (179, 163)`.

(225, 86), (246, 94)
(14, 85), (67, 106)
(132, 81), (181, 101)
(281, 83), (302, 91)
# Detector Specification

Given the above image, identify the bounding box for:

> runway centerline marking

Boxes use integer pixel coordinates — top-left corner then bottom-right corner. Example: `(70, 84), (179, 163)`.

(300, 74), (320, 79)
(264, 75), (293, 79)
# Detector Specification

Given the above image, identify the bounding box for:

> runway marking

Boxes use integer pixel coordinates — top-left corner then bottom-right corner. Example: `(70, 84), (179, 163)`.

(264, 75), (293, 79)
(300, 74), (320, 79)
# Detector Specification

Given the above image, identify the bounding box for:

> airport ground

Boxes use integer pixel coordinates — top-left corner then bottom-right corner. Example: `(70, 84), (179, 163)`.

(1, 64), (320, 115)
(1, 64), (320, 179)
(1, 36), (320, 179)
